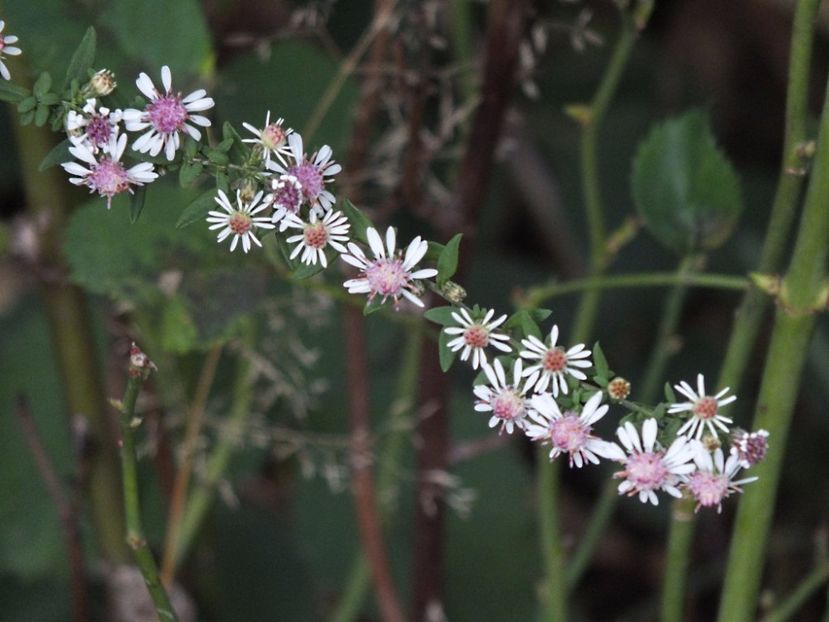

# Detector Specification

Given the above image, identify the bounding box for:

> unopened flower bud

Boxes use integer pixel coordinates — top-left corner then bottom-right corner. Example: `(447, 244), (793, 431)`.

(87, 69), (117, 97)
(702, 434), (721, 451)
(238, 179), (258, 203)
(607, 376), (630, 400)
(441, 280), (467, 305)
(128, 342), (157, 379)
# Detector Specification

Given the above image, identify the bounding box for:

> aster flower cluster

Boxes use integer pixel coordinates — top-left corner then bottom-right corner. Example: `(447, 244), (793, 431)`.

(430, 304), (769, 511)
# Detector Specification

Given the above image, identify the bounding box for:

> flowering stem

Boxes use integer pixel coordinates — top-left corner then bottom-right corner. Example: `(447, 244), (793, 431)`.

(762, 561), (829, 622)
(519, 271), (746, 309)
(160, 343), (223, 584)
(537, 457), (567, 621)
(660, 495), (696, 622)
(329, 324), (423, 622)
(565, 478), (616, 591)
(717, 60), (829, 622)
(118, 374), (180, 622)
(716, 0), (821, 394)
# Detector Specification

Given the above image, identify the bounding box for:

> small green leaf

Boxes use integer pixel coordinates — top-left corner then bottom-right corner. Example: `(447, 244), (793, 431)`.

(39, 93), (60, 106)
(17, 96), (36, 113)
(505, 310), (542, 340)
(424, 306), (457, 326)
(632, 110), (742, 254)
(38, 139), (72, 171)
(206, 148), (229, 165)
(425, 241), (445, 263)
(34, 103), (51, 127)
(663, 382), (677, 403)
(176, 189), (217, 228)
(363, 298), (385, 316)
(222, 122), (248, 162)
(160, 296), (198, 353)
(33, 73), (52, 98)
(438, 330), (456, 372)
(19, 110), (34, 125)
(64, 27), (97, 89)
(341, 199), (373, 244)
(129, 186), (148, 223)
(179, 160), (204, 187)
(0, 81), (30, 103)
(592, 342), (609, 383)
(215, 171), (230, 193)
(436, 234), (462, 286)
(529, 309), (552, 323)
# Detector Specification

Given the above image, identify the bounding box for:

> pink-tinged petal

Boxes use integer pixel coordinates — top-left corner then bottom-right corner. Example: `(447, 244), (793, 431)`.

(366, 227), (385, 258)
(642, 419), (657, 452)
(160, 65), (172, 93)
(385, 226), (396, 256)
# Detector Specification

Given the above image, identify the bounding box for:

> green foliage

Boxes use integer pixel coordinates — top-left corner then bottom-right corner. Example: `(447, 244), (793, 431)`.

(438, 330), (456, 371)
(0, 81), (29, 103)
(437, 234), (462, 286)
(592, 341), (611, 386)
(37, 139), (71, 172)
(341, 199), (373, 245)
(505, 309), (542, 340)
(63, 27), (96, 89)
(101, 0), (213, 75)
(176, 189), (217, 229)
(632, 110), (742, 254)
(424, 306), (457, 326)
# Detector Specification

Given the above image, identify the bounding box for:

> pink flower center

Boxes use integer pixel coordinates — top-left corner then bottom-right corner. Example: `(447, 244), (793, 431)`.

(608, 378), (631, 400)
(622, 451), (668, 491)
(273, 176), (302, 213)
(549, 414), (590, 453)
(365, 257), (409, 297)
(89, 158), (131, 198)
(491, 389), (524, 421)
(85, 114), (112, 147)
(731, 431), (768, 466)
(262, 123), (286, 150)
(693, 396), (718, 420)
(0, 38), (5, 52)
(303, 221), (329, 249)
(463, 324), (490, 349)
(289, 162), (324, 203)
(542, 347), (567, 372)
(687, 472), (728, 508)
(147, 94), (188, 134)
(228, 212), (252, 235)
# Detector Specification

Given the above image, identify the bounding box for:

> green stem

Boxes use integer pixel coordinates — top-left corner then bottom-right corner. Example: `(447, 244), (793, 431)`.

(522, 271), (746, 308)
(565, 478), (616, 591)
(717, 59), (829, 622)
(119, 375), (180, 622)
(328, 325), (423, 622)
(571, 9), (643, 341)
(537, 457), (566, 621)
(537, 8), (654, 616)
(717, 0), (821, 393)
(762, 561), (829, 622)
(170, 342), (254, 572)
(10, 104), (128, 562)
(660, 495), (696, 622)
(639, 256), (698, 403)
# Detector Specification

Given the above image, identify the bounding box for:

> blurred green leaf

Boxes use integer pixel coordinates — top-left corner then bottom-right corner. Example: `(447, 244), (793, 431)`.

(437, 234), (462, 286)
(438, 330), (456, 372)
(32, 72), (51, 98)
(632, 110), (742, 254)
(340, 199), (372, 245)
(63, 27), (96, 89)
(177, 189), (216, 229)
(0, 81), (29, 103)
(102, 0), (212, 75)
(160, 295), (198, 353)
(505, 310), (541, 340)
(16, 96), (36, 113)
(38, 139), (72, 172)
(424, 306), (457, 326)
(179, 160), (204, 188)
(592, 341), (609, 385)
(129, 185), (147, 223)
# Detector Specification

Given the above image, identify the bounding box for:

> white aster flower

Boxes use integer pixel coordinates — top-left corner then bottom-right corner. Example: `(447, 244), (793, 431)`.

(206, 189), (275, 253)
(444, 307), (512, 369)
(668, 373), (736, 440)
(519, 325), (592, 396)
(729, 428), (769, 468)
(267, 133), (340, 215)
(525, 391), (615, 468)
(473, 358), (530, 435)
(242, 110), (292, 166)
(0, 20), (21, 81)
(602, 418), (699, 505)
(66, 99), (123, 153)
(341, 226), (438, 308)
(685, 447), (757, 513)
(123, 65), (214, 161)
(61, 132), (157, 208)
(282, 210), (350, 268)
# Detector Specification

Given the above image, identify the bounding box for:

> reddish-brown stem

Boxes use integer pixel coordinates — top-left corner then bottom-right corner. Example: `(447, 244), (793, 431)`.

(344, 306), (407, 622)
(412, 0), (529, 617)
(13, 396), (89, 622)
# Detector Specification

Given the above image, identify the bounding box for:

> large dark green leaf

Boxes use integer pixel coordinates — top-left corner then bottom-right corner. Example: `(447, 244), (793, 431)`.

(63, 27), (96, 89)
(632, 110), (742, 254)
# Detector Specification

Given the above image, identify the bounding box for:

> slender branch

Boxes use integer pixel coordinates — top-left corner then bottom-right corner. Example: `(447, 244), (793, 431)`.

(160, 344), (223, 583)
(118, 348), (180, 622)
(660, 495), (696, 622)
(345, 306), (407, 622)
(519, 271), (747, 310)
(13, 396), (89, 622)
(762, 561), (829, 622)
(565, 478), (615, 591)
(717, 58), (829, 622)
